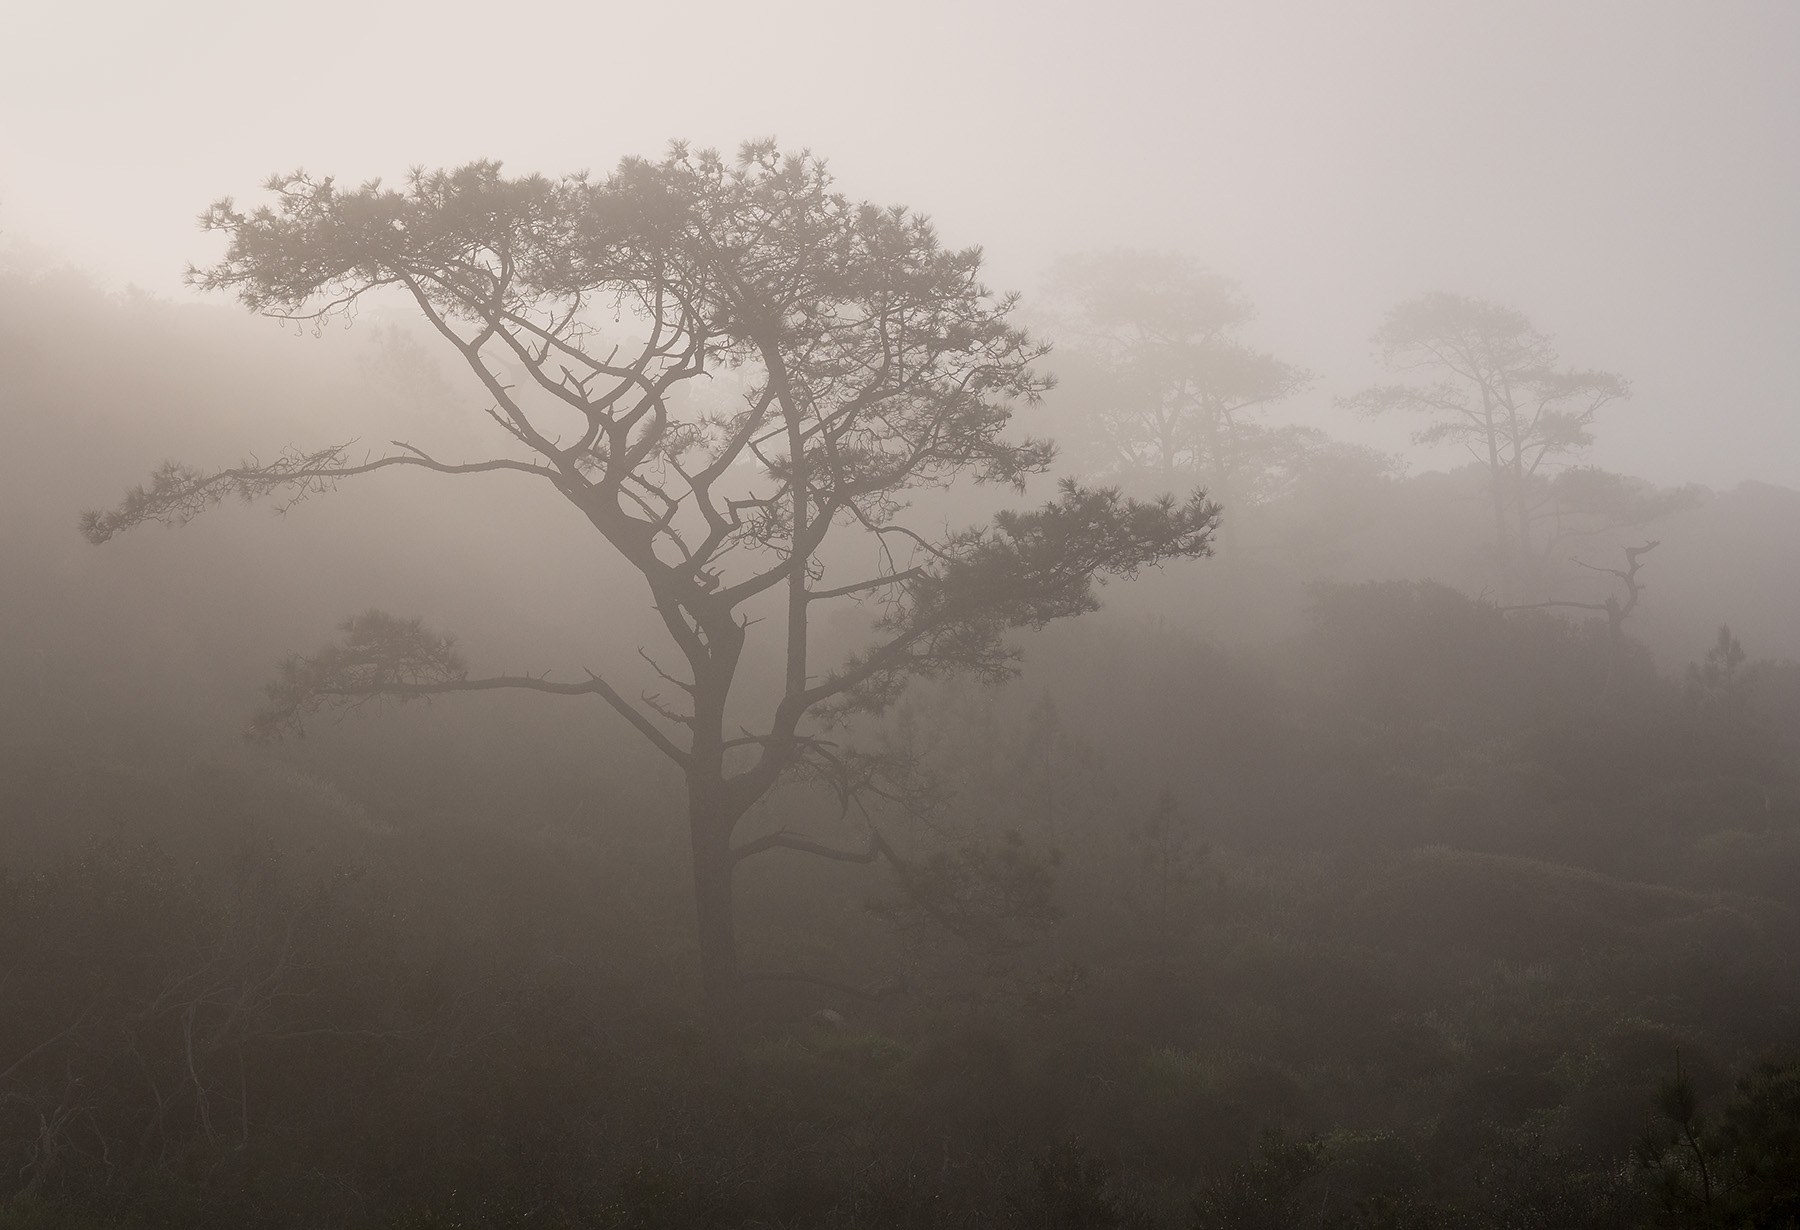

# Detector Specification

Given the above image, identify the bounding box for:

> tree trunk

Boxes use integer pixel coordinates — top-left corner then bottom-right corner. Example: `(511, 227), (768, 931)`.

(1478, 391), (1513, 602)
(1511, 449), (1537, 600)
(1598, 604), (1626, 706)
(1205, 403), (1238, 558)
(687, 786), (739, 1029)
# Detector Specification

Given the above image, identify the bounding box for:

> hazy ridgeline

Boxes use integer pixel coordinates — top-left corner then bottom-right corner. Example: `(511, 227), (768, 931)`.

(3, 232), (1799, 1230)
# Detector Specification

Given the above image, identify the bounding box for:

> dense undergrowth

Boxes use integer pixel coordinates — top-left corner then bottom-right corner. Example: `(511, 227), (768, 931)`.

(3, 582), (1798, 1228)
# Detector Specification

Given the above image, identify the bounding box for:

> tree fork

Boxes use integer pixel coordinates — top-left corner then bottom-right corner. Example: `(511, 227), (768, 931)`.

(86, 145), (1219, 1035)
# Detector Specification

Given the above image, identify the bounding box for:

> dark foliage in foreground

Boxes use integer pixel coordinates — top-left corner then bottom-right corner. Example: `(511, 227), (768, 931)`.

(3, 582), (1798, 1227)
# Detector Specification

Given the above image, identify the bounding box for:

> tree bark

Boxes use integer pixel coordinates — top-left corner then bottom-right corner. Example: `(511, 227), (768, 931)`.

(1478, 388), (1513, 602)
(687, 785), (740, 1027)
(1504, 392), (1538, 600)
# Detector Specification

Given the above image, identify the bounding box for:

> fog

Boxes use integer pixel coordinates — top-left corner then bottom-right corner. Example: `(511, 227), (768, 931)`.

(3, 4), (1800, 1227)
(6, 2), (1799, 488)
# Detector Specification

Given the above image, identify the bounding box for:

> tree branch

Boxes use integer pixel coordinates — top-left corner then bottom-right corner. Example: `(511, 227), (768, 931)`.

(807, 566), (927, 603)
(249, 611), (690, 766)
(732, 829), (888, 865)
(82, 446), (555, 544)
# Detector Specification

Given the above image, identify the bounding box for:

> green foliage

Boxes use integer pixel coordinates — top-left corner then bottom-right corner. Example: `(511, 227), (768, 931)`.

(1636, 1056), (1800, 1227)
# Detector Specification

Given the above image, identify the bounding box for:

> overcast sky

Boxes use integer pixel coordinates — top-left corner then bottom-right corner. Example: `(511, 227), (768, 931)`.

(4, 0), (1796, 488)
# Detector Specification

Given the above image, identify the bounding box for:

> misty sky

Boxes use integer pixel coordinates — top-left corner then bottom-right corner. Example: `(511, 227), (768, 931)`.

(4, 0), (1796, 489)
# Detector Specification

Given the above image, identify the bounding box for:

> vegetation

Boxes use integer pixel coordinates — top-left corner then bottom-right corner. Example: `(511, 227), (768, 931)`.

(4, 175), (1799, 1227)
(1340, 293), (1678, 602)
(79, 148), (1219, 1023)
(1040, 251), (1318, 546)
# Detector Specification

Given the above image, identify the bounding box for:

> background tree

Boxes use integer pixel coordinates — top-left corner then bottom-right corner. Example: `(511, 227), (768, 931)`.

(1129, 787), (1209, 975)
(1007, 693), (1105, 848)
(83, 144), (1219, 1023)
(1635, 1055), (1800, 1226)
(1044, 251), (1312, 552)
(1342, 292), (1631, 598)
(1687, 624), (1760, 750)
(1505, 540), (1659, 704)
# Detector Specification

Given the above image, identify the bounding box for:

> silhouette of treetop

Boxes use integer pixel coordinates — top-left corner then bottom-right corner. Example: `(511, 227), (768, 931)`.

(86, 141), (1218, 1016)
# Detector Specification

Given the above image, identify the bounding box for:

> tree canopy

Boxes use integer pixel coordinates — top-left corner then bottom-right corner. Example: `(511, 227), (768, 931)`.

(1343, 292), (1634, 595)
(1042, 250), (1319, 549)
(85, 142), (1219, 1017)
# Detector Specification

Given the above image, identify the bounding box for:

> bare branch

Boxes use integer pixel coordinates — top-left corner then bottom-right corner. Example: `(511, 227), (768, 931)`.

(807, 566), (927, 604)
(733, 830), (885, 865)
(248, 611), (689, 766)
(82, 446), (555, 544)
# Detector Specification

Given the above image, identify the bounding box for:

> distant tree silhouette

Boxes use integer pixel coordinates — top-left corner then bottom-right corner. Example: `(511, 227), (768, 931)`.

(1506, 540), (1659, 703)
(1044, 251), (1312, 553)
(1343, 292), (1632, 598)
(83, 144), (1219, 1025)
(1129, 787), (1208, 974)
